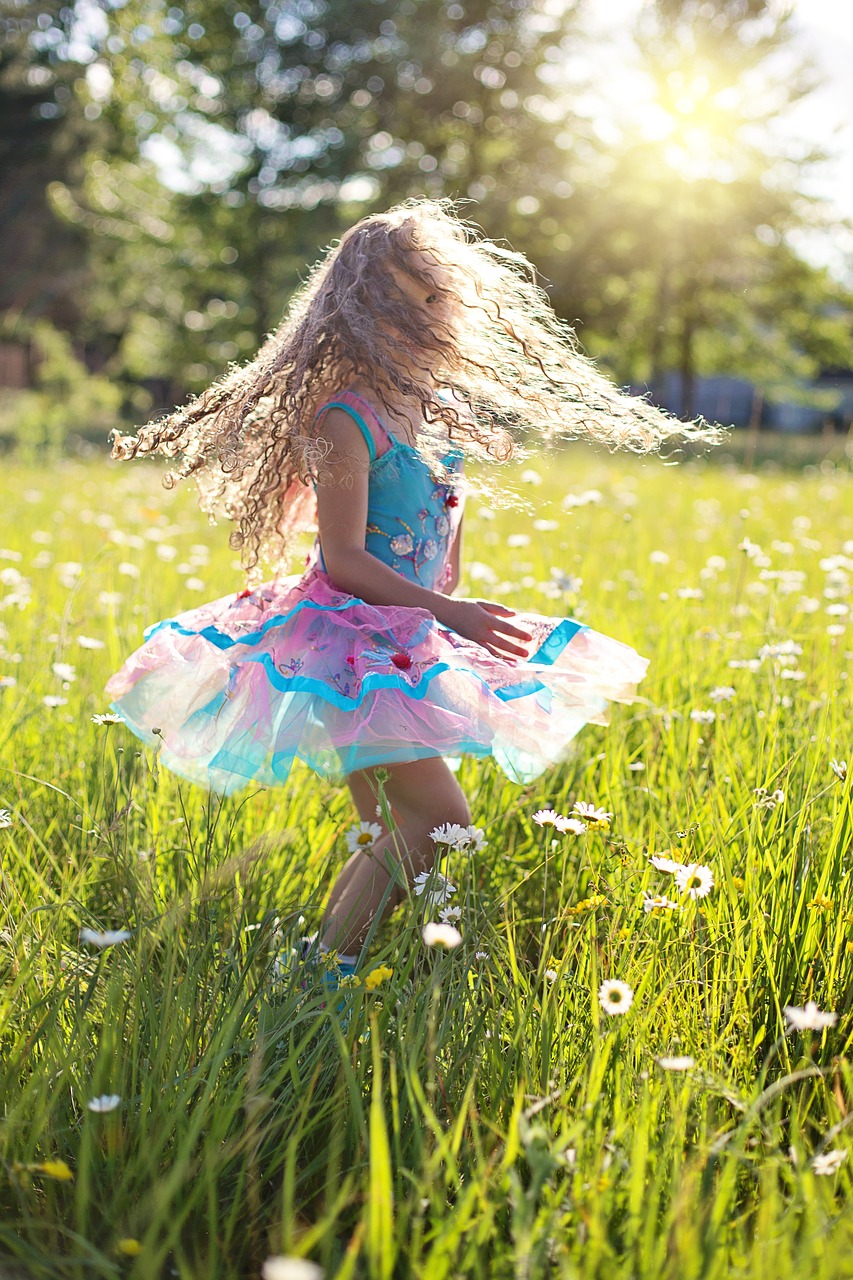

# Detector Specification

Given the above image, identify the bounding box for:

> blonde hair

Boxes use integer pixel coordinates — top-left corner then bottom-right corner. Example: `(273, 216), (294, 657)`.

(112, 196), (723, 577)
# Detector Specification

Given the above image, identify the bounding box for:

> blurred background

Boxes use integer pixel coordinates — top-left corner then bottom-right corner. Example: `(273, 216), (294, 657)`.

(3, 0), (853, 458)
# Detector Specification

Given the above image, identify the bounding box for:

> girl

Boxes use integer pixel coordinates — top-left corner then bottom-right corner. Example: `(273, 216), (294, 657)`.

(106, 198), (719, 979)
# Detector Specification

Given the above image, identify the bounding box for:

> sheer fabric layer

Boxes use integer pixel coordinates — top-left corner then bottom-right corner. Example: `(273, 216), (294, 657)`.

(106, 568), (649, 795)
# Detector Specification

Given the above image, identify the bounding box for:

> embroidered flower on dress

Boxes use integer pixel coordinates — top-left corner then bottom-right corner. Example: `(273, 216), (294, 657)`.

(421, 540), (438, 561)
(446, 494), (459, 508)
(390, 534), (414, 555)
(435, 514), (450, 536)
(391, 652), (412, 670)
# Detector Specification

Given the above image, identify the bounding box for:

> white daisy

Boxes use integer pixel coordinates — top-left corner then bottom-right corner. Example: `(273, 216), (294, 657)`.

(422, 921), (463, 949)
(708, 686), (736, 702)
(92, 712), (124, 726)
(649, 854), (682, 874)
(674, 863), (714, 900)
(345, 821), (383, 853)
(689, 709), (715, 724)
(572, 802), (613, 827)
(43, 696), (68, 709)
(0, 809), (12, 829)
(429, 822), (470, 848)
(80, 927), (132, 948)
(758, 640), (802, 660)
(51, 662), (76, 683)
(643, 893), (680, 912)
(86, 1094), (121, 1113)
(555, 816), (587, 835)
(461, 824), (488, 852)
(439, 905), (462, 924)
(830, 759), (848, 782)
(811, 1149), (847, 1176)
(656, 1055), (696, 1071)
(76, 636), (106, 650)
(598, 979), (634, 1016)
(783, 1001), (838, 1031)
(532, 809), (563, 827)
(413, 870), (456, 905)
(544, 968), (558, 983)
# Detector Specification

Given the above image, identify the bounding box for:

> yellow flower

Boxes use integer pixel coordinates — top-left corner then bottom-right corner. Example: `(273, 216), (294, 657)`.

(731, 876), (745, 891)
(618, 926), (632, 939)
(37, 1159), (73, 1182)
(808, 894), (833, 913)
(566, 893), (607, 916)
(846, 941), (853, 955)
(117, 1239), (143, 1257)
(364, 965), (393, 991)
(337, 973), (361, 988)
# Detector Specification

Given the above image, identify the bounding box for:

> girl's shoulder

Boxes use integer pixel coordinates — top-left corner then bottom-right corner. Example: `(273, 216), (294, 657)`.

(312, 388), (394, 462)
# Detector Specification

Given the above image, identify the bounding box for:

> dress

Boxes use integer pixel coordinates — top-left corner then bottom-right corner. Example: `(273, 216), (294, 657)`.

(106, 390), (649, 796)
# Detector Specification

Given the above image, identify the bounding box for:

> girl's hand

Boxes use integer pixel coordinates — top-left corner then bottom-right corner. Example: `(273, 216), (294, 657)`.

(440, 598), (533, 661)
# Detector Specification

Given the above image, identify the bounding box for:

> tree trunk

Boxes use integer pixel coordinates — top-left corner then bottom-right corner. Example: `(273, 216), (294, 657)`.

(679, 310), (696, 421)
(649, 260), (671, 402)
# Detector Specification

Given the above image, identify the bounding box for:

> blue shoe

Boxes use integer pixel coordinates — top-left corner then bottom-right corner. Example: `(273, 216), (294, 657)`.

(320, 959), (358, 994)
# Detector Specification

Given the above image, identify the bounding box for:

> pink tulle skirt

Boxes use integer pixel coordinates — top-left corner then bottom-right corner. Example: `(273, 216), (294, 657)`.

(106, 568), (649, 795)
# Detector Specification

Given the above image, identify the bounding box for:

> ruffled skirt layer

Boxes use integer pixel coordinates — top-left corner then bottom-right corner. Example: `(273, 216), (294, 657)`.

(106, 569), (649, 796)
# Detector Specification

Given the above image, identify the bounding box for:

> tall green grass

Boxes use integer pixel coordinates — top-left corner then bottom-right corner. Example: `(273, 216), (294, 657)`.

(1, 451), (852, 1278)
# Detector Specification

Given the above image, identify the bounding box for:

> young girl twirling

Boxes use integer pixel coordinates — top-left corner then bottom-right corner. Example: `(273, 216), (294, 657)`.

(106, 198), (719, 980)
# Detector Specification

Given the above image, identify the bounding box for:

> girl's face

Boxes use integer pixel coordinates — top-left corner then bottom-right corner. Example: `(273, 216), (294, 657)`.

(387, 256), (462, 365)
(379, 253), (458, 378)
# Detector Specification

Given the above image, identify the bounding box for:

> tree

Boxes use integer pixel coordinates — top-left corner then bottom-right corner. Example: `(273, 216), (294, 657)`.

(45, 0), (592, 394)
(525, 0), (853, 419)
(0, 1), (100, 331)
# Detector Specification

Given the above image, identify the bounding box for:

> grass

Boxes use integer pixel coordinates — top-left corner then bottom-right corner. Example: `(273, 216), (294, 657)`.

(1, 447), (853, 1278)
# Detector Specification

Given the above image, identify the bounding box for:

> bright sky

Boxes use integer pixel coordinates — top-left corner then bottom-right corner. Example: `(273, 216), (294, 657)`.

(785, 0), (853, 211)
(583, 0), (853, 275)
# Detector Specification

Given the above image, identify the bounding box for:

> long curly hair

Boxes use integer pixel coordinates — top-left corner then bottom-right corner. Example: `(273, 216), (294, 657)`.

(112, 196), (723, 578)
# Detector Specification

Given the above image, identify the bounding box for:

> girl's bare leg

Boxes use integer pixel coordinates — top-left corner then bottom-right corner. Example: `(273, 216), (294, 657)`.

(318, 757), (471, 957)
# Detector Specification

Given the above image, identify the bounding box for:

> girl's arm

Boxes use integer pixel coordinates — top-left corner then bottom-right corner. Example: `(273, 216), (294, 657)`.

(314, 409), (531, 660)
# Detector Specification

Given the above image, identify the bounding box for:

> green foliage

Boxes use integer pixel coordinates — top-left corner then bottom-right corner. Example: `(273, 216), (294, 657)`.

(0, 321), (122, 458)
(1, 450), (853, 1275)
(9, 0), (853, 414)
(0, 0), (99, 325)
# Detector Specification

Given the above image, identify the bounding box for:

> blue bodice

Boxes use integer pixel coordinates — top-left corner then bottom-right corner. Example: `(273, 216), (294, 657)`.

(311, 393), (465, 592)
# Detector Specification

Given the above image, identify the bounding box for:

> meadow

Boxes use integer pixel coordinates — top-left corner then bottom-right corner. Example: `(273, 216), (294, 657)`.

(1, 443), (853, 1279)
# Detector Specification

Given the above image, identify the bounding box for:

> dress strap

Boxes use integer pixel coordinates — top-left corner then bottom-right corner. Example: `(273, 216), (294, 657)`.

(313, 390), (394, 461)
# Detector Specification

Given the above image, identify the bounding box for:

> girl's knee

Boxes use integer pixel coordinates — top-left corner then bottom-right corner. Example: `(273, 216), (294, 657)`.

(391, 760), (470, 823)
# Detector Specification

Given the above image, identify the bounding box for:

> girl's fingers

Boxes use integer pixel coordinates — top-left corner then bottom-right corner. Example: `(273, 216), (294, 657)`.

(486, 645), (519, 664)
(486, 636), (528, 659)
(490, 616), (533, 642)
(478, 602), (533, 643)
(480, 601), (516, 617)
